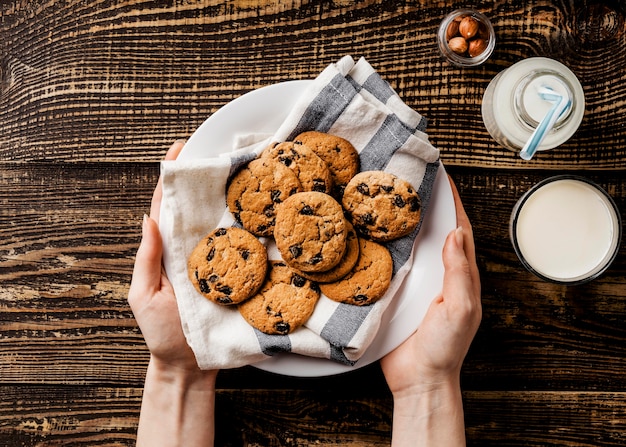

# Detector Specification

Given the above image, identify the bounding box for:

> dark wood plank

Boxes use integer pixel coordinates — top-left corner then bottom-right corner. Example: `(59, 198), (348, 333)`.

(2, 387), (626, 446)
(1, 1), (626, 168)
(0, 162), (156, 385)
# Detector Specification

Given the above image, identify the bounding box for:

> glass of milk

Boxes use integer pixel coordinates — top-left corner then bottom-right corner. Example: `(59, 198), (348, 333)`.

(510, 176), (621, 284)
(482, 58), (585, 152)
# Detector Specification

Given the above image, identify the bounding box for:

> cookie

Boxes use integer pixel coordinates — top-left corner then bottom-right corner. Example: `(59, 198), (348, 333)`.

(261, 141), (333, 194)
(342, 171), (421, 242)
(294, 131), (359, 198)
(238, 261), (321, 335)
(226, 158), (302, 237)
(320, 238), (393, 306)
(188, 227), (268, 305)
(296, 220), (360, 283)
(274, 191), (348, 273)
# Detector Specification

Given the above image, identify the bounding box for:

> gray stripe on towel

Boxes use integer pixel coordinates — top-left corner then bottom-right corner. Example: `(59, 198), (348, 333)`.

(359, 114), (414, 172)
(321, 303), (372, 348)
(254, 329), (292, 356)
(362, 73), (394, 103)
(330, 344), (356, 365)
(288, 73), (358, 139)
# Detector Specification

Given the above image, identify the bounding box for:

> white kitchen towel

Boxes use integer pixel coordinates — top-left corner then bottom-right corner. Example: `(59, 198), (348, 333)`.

(160, 56), (440, 370)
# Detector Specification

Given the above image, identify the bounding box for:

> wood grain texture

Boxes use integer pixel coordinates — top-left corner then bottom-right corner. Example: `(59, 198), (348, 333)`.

(1, 0), (626, 167)
(2, 0), (626, 445)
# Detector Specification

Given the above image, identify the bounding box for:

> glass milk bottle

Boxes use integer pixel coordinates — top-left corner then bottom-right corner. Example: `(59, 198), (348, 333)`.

(482, 57), (585, 152)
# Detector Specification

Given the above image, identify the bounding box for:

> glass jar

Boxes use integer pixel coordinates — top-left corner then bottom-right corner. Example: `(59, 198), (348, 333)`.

(437, 9), (496, 67)
(482, 57), (585, 151)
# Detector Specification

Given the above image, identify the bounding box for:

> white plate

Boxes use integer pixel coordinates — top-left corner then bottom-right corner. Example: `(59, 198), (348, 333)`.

(174, 80), (456, 377)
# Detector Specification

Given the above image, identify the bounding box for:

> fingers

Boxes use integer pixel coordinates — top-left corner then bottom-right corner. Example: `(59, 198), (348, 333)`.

(441, 227), (473, 298)
(447, 176), (481, 298)
(129, 215), (164, 303)
(150, 140), (186, 222)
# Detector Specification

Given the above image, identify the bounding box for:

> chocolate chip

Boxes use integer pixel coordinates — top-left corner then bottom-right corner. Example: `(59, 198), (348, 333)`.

(356, 183), (370, 196)
(271, 190), (282, 203)
(215, 228), (228, 236)
(334, 145), (341, 153)
(394, 195), (406, 208)
(206, 247), (215, 262)
(217, 296), (233, 304)
(312, 179), (326, 192)
(263, 203), (274, 217)
(289, 187), (299, 195)
(275, 322), (290, 334)
(310, 282), (320, 293)
(208, 274), (219, 283)
(279, 156), (293, 167)
(292, 274), (306, 287)
(300, 205), (314, 215)
(198, 278), (211, 294)
(217, 285), (232, 295)
(309, 253), (323, 265)
(240, 249), (250, 260)
(289, 244), (303, 258)
(354, 294), (368, 302)
(382, 185), (394, 193)
(362, 213), (374, 225)
(257, 224), (268, 233)
(234, 199), (243, 212)
(410, 197), (421, 212)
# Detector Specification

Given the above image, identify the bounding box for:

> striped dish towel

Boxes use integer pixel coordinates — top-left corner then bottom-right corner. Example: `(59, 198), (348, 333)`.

(159, 56), (440, 370)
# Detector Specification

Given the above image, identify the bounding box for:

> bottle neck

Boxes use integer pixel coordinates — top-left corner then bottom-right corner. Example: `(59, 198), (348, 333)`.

(513, 70), (574, 131)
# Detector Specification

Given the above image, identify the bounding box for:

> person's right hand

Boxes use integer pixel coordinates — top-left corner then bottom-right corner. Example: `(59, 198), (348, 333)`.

(381, 176), (481, 395)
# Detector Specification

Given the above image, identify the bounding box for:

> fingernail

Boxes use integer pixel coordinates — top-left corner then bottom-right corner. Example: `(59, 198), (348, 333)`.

(142, 214), (149, 235)
(455, 226), (464, 248)
(174, 138), (187, 144)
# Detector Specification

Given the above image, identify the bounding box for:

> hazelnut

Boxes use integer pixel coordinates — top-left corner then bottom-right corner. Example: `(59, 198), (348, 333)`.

(459, 16), (479, 39)
(468, 38), (488, 57)
(446, 20), (459, 41)
(448, 36), (468, 55)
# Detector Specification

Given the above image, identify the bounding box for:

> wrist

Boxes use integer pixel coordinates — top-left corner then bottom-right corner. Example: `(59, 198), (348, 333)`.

(137, 357), (218, 447)
(390, 375), (466, 447)
(146, 355), (218, 393)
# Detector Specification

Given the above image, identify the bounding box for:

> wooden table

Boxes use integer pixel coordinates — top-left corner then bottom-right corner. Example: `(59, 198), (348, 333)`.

(2, 1), (625, 445)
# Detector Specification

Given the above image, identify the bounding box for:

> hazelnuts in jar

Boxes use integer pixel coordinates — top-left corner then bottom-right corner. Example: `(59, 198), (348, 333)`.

(446, 14), (490, 58)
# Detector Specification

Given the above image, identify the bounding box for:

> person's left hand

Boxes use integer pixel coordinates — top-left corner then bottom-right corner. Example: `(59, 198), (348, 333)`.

(128, 140), (209, 374)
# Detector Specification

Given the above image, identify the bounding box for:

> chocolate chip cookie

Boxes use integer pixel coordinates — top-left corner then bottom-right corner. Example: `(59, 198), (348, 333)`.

(296, 220), (360, 283)
(238, 261), (321, 335)
(226, 158), (302, 237)
(261, 141), (333, 194)
(274, 191), (348, 273)
(320, 238), (393, 306)
(294, 131), (359, 199)
(342, 170), (421, 242)
(188, 227), (268, 305)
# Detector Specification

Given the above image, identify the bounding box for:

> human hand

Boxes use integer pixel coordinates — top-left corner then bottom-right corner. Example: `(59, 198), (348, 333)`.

(128, 140), (216, 377)
(381, 176), (481, 396)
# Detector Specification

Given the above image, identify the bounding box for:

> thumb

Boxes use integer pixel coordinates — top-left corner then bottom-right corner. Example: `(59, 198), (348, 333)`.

(441, 226), (473, 299)
(129, 215), (164, 301)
